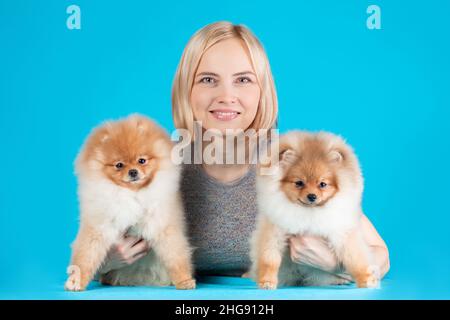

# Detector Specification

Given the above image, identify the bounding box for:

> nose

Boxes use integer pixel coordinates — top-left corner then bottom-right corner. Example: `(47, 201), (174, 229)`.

(307, 194), (317, 202)
(216, 84), (237, 105)
(128, 169), (138, 178)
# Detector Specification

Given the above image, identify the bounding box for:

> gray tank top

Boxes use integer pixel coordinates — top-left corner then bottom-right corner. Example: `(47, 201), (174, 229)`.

(180, 164), (258, 277)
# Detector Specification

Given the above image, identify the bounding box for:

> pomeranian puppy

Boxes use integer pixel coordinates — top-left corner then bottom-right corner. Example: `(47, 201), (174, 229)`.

(250, 131), (379, 289)
(64, 114), (195, 291)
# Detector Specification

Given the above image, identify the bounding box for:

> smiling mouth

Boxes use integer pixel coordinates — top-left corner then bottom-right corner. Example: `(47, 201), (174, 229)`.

(297, 199), (318, 207)
(209, 110), (241, 121)
(128, 177), (140, 183)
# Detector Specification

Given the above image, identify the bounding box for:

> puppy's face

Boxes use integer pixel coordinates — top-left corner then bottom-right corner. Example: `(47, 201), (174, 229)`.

(82, 115), (170, 191)
(100, 126), (159, 190)
(281, 159), (339, 207)
(277, 135), (347, 207)
(102, 149), (157, 190)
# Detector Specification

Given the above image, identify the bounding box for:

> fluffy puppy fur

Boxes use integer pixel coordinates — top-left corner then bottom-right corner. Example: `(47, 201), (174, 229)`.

(64, 114), (195, 291)
(250, 131), (379, 289)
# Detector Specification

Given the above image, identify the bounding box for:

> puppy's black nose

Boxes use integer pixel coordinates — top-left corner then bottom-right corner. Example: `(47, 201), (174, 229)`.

(128, 169), (138, 178)
(307, 194), (317, 202)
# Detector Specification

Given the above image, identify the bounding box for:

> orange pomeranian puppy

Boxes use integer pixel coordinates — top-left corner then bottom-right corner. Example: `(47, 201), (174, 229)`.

(250, 131), (380, 289)
(64, 114), (195, 291)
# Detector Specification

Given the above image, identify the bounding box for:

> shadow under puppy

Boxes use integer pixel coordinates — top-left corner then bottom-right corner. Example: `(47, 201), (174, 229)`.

(65, 114), (195, 291)
(250, 131), (379, 289)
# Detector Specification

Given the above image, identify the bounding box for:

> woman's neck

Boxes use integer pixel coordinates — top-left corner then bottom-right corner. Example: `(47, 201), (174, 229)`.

(201, 162), (250, 183)
(199, 132), (255, 183)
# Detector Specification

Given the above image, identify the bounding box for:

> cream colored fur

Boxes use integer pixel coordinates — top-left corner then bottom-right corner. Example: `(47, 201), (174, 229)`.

(250, 131), (379, 289)
(64, 117), (195, 291)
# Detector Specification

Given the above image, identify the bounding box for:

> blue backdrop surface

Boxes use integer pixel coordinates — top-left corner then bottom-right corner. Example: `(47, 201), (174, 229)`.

(1, 0), (449, 299)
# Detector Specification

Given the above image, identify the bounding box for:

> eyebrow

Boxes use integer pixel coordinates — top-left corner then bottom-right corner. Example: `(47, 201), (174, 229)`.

(233, 71), (256, 77)
(195, 71), (256, 78)
(196, 72), (219, 78)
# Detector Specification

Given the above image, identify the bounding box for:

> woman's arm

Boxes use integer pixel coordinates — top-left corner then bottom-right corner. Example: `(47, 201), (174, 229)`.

(359, 213), (390, 278)
(289, 213), (390, 280)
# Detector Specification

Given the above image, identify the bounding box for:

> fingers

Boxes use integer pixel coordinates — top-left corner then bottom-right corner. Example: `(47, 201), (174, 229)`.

(115, 238), (150, 265)
(110, 234), (148, 258)
(289, 236), (304, 264)
(290, 235), (331, 251)
(289, 235), (315, 247)
(114, 236), (140, 257)
(288, 234), (339, 272)
(335, 272), (353, 282)
(300, 235), (326, 247)
(289, 235), (304, 246)
(121, 235), (142, 251)
(127, 251), (148, 265)
(128, 239), (150, 258)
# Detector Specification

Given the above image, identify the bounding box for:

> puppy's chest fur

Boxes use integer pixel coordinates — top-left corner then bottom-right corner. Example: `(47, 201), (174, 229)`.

(107, 186), (161, 236)
(78, 173), (173, 240)
(256, 175), (360, 245)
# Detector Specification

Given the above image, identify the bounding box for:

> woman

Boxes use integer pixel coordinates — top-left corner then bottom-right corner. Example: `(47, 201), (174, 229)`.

(96, 21), (390, 283)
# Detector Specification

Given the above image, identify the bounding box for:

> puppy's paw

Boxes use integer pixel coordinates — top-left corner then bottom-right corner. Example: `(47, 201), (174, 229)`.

(65, 276), (83, 291)
(365, 274), (380, 288)
(64, 265), (85, 292)
(258, 281), (277, 290)
(175, 278), (196, 290)
(356, 277), (379, 288)
(355, 266), (380, 289)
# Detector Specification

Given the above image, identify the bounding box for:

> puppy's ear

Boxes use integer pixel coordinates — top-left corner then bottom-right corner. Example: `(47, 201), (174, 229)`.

(127, 114), (149, 135)
(136, 119), (147, 135)
(328, 149), (344, 163)
(280, 148), (296, 163)
(96, 124), (111, 143)
(279, 144), (297, 170)
(100, 134), (109, 143)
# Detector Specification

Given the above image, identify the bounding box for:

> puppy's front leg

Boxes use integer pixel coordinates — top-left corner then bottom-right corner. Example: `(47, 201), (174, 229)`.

(255, 216), (285, 290)
(65, 223), (112, 291)
(339, 228), (380, 288)
(152, 224), (196, 290)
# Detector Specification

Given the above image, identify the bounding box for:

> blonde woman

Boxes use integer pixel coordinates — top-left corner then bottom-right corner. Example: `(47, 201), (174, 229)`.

(96, 21), (390, 285)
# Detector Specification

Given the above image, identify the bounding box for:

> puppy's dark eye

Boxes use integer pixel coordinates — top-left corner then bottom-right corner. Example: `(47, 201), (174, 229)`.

(319, 182), (327, 188)
(115, 162), (124, 169)
(295, 180), (304, 188)
(138, 158), (146, 165)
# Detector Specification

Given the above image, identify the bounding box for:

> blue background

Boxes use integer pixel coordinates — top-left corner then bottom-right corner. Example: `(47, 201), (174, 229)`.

(1, 0), (449, 299)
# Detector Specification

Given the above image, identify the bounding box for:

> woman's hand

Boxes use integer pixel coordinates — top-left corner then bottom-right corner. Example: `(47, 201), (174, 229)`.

(288, 234), (353, 281)
(289, 235), (341, 273)
(288, 214), (390, 282)
(99, 235), (151, 274)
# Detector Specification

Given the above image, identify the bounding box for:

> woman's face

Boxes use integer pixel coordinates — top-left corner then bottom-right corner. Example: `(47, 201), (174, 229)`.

(190, 38), (261, 133)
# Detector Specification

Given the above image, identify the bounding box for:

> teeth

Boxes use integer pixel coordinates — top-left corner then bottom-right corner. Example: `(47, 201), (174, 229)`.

(212, 111), (237, 115)
(210, 110), (240, 120)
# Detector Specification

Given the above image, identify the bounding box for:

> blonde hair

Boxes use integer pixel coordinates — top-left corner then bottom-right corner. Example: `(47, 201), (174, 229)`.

(172, 21), (278, 137)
